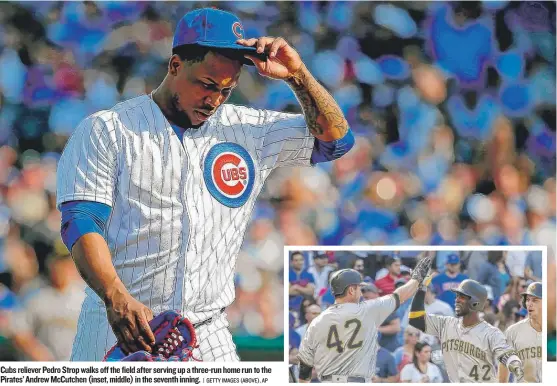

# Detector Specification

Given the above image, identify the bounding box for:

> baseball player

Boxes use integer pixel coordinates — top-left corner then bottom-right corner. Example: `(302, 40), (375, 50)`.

(409, 278), (525, 383)
(56, 8), (354, 361)
(296, 252), (434, 383)
(498, 282), (542, 383)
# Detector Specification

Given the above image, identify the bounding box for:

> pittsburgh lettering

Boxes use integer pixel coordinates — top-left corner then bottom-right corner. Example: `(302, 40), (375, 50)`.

(442, 339), (487, 361)
(517, 346), (542, 361)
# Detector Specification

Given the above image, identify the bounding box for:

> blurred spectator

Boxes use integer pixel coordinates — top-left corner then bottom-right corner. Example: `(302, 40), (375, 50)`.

(498, 277), (526, 331)
(431, 253), (468, 310)
(295, 304), (321, 338)
(378, 309), (402, 352)
(349, 257), (372, 282)
(7, 252), (84, 360)
(461, 251), (487, 285)
(424, 285), (454, 317)
(375, 256), (411, 281)
(298, 296), (318, 326)
(289, 251), (315, 311)
(524, 251), (542, 282)
(289, 328), (301, 351)
(3, 239), (47, 299)
(375, 256), (401, 295)
(400, 342), (443, 383)
(372, 345), (398, 383)
(361, 282), (380, 300)
(395, 278), (413, 348)
(0, 283), (19, 360)
(394, 326), (421, 372)
(482, 285), (498, 326)
(317, 270), (337, 310)
(477, 251), (508, 303)
(307, 253), (334, 298)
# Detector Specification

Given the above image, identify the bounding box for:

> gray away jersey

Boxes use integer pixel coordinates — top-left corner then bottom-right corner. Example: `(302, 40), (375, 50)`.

(505, 318), (542, 382)
(297, 295), (396, 380)
(426, 314), (515, 383)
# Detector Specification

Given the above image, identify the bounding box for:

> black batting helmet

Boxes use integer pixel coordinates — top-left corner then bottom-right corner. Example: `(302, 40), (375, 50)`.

(330, 269), (364, 296)
(450, 279), (488, 311)
(521, 282), (542, 309)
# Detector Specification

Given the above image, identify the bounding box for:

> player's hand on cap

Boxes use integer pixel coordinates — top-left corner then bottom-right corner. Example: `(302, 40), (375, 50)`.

(105, 291), (156, 355)
(237, 36), (302, 80)
(411, 251), (434, 284)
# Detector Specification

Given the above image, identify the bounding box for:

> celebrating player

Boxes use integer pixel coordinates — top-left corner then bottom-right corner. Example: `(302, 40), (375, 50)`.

(498, 282), (542, 383)
(56, 8), (353, 361)
(296, 252), (434, 383)
(409, 279), (525, 383)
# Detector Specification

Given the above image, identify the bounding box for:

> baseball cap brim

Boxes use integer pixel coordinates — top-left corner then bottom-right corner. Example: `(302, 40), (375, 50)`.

(191, 41), (266, 66)
(450, 289), (471, 298)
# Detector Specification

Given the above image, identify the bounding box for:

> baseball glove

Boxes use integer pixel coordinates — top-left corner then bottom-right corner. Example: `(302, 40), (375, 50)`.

(103, 310), (199, 362)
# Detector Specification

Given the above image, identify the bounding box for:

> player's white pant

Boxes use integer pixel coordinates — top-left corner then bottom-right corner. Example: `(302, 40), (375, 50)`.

(70, 295), (239, 361)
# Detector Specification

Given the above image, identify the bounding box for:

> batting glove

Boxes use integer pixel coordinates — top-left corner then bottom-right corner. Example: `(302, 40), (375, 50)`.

(508, 360), (525, 383)
(411, 252), (434, 285)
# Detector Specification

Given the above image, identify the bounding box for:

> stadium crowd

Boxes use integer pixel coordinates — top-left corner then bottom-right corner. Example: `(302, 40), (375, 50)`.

(288, 249), (543, 382)
(0, 1), (555, 361)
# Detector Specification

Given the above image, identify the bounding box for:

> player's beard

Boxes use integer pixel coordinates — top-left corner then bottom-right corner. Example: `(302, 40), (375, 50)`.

(169, 93), (197, 128)
(455, 303), (470, 317)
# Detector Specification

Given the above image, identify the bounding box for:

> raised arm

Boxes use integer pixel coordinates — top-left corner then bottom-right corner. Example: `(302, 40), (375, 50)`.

(394, 252), (434, 304)
(238, 36), (354, 162)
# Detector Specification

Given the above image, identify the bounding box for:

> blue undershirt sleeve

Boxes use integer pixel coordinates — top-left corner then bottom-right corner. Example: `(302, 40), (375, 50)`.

(60, 201), (111, 252)
(310, 129), (355, 164)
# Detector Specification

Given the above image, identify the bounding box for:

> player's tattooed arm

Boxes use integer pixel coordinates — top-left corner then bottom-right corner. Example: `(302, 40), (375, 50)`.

(285, 65), (349, 140)
(298, 360), (313, 383)
(237, 36), (348, 141)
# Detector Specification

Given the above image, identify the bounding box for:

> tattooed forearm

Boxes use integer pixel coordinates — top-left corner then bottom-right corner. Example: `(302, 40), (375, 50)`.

(286, 64), (349, 141)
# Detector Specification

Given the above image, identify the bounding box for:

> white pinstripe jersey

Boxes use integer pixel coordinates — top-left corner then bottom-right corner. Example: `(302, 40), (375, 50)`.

(56, 94), (314, 324)
(426, 315), (515, 383)
(504, 318), (542, 382)
(297, 295), (397, 380)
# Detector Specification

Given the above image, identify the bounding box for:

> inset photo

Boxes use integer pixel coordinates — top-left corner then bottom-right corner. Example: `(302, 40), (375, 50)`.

(287, 247), (545, 383)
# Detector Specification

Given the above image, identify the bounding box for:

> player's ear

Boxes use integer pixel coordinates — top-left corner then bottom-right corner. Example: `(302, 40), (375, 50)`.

(169, 55), (183, 76)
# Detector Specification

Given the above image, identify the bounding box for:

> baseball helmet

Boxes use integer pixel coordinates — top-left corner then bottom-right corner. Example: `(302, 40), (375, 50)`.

(450, 279), (488, 311)
(520, 282), (542, 309)
(330, 269), (364, 296)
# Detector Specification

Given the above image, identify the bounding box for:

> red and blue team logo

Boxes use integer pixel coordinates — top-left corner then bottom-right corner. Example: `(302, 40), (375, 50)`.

(232, 22), (244, 39)
(203, 143), (255, 208)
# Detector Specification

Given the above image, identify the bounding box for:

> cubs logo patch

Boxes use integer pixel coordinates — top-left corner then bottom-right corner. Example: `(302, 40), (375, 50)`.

(203, 143), (255, 208)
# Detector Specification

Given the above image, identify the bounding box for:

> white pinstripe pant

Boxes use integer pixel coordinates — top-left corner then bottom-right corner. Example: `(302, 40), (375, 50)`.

(70, 296), (239, 361)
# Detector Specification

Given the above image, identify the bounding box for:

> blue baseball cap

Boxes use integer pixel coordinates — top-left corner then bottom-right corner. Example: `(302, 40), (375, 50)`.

(173, 8), (262, 65)
(446, 254), (460, 265)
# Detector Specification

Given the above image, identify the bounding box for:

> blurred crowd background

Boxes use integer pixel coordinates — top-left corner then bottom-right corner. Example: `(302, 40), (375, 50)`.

(0, 1), (555, 361)
(288, 249), (543, 382)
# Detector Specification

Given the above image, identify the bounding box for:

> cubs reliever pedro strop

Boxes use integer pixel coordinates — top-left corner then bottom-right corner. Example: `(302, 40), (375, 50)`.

(56, 8), (354, 361)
